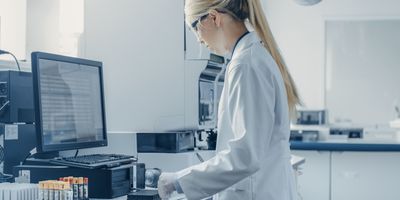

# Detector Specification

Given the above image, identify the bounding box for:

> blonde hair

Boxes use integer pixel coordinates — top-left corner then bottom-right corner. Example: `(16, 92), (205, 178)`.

(185, 0), (301, 113)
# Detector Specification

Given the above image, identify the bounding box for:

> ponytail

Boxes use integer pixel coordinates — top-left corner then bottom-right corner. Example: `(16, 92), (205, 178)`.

(247, 0), (301, 114)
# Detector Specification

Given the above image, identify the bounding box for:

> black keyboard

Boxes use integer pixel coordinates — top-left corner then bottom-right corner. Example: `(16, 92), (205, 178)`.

(50, 154), (137, 169)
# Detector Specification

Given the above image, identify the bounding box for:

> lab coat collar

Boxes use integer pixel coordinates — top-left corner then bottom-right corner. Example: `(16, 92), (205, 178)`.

(230, 31), (249, 59)
(229, 31), (261, 61)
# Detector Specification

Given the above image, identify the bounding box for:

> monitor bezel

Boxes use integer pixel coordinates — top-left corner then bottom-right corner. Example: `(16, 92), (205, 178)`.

(31, 51), (108, 153)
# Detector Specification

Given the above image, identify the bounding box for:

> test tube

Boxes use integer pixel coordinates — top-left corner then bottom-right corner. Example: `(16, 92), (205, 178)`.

(73, 178), (79, 200)
(68, 177), (74, 186)
(64, 182), (73, 200)
(67, 177), (74, 200)
(78, 177), (84, 200)
(54, 182), (60, 200)
(43, 182), (49, 200)
(59, 182), (64, 200)
(38, 182), (44, 200)
(48, 182), (54, 200)
(83, 178), (89, 200)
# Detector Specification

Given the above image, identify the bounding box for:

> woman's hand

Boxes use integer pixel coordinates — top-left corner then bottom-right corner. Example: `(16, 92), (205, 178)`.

(157, 172), (178, 199)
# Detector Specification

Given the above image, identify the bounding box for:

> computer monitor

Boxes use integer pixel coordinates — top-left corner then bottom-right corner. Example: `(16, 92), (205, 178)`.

(31, 52), (107, 152)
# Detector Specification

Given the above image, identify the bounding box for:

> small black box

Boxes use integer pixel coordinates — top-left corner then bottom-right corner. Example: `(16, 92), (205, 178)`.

(330, 128), (364, 138)
(14, 164), (133, 198)
(137, 132), (195, 153)
(128, 190), (160, 200)
(296, 110), (326, 125)
(134, 163), (146, 189)
(0, 124), (37, 174)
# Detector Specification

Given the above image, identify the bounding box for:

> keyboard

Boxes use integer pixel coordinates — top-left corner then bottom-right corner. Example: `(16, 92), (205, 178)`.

(50, 154), (137, 169)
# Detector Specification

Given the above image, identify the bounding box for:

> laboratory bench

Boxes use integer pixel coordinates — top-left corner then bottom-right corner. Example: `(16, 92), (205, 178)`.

(290, 138), (400, 151)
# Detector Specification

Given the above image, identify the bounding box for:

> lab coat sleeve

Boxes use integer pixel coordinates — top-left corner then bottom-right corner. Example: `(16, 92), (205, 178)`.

(176, 63), (276, 200)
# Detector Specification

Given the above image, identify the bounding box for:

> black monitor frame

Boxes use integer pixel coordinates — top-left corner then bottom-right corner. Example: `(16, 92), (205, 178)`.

(31, 52), (108, 153)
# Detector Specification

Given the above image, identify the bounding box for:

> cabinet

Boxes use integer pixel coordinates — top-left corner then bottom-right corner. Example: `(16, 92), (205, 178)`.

(294, 150), (400, 200)
(292, 150), (330, 200)
(331, 152), (400, 200)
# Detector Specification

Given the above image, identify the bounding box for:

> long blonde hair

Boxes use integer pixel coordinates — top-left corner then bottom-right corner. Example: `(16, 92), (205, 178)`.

(185, 0), (301, 113)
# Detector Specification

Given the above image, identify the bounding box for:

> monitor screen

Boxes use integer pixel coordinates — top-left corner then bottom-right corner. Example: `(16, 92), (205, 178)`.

(32, 52), (107, 152)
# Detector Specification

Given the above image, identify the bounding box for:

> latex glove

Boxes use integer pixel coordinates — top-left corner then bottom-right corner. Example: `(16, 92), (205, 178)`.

(157, 172), (177, 200)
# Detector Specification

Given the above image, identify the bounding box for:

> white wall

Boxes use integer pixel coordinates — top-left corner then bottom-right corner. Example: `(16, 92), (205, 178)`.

(26, 0), (84, 60)
(26, 0), (59, 60)
(263, 0), (400, 109)
(0, 0), (26, 59)
(325, 20), (400, 125)
(84, 0), (185, 133)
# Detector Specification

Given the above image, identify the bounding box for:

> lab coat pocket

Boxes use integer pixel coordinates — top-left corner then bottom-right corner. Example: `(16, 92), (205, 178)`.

(220, 184), (251, 200)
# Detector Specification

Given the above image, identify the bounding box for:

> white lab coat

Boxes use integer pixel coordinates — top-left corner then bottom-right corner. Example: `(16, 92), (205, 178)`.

(176, 32), (298, 200)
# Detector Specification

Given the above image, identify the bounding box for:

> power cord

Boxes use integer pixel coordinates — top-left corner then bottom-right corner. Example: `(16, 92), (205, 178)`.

(0, 100), (10, 112)
(74, 149), (79, 158)
(21, 148), (37, 165)
(0, 49), (21, 71)
(0, 145), (4, 164)
(0, 172), (13, 183)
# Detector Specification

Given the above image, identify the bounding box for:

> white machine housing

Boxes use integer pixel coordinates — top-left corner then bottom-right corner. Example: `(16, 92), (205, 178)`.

(183, 58), (225, 131)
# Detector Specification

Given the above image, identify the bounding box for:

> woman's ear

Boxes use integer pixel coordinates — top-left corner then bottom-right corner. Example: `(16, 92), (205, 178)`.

(209, 10), (222, 28)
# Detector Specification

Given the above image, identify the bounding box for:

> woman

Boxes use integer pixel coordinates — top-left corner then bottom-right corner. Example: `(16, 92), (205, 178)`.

(158, 0), (301, 199)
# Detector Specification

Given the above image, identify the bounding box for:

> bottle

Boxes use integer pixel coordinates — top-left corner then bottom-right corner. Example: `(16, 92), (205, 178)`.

(43, 182), (49, 200)
(38, 182), (44, 200)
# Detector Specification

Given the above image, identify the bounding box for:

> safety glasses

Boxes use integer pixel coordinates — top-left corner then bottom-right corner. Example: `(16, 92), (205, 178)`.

(190, 13), (210, 32)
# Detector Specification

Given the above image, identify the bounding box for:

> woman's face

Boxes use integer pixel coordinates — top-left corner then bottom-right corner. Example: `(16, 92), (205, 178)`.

(193, 12), (227, 56)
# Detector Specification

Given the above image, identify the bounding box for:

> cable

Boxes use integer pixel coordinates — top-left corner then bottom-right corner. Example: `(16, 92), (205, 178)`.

(0, 172), (13, 183)
(0, 100), (10, 112)
(0, 49), (21, 71)
(0, 145), (4, 164)
(21, 152), (33, 165)
(0, 145), (13, 183)
(74, 149), (79, 158)
(21, 147), (37, 165)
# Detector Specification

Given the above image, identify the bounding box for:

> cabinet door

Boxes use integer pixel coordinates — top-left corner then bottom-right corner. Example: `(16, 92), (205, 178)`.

(292, 150), (330, 200)
(331, 151), (400, 200)
(84, 0), (185, 132)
